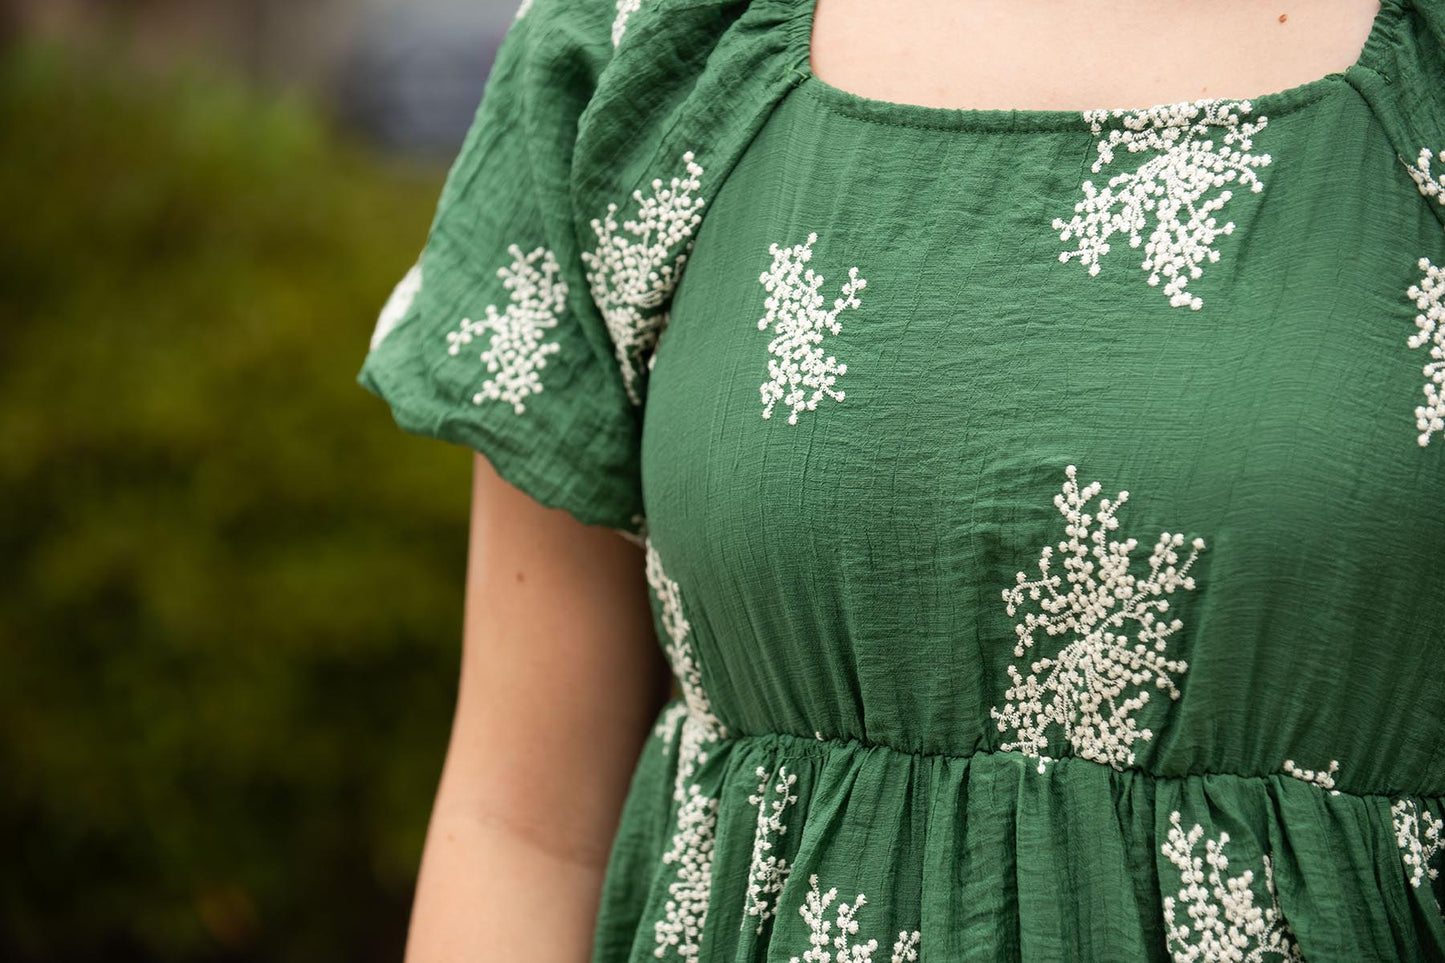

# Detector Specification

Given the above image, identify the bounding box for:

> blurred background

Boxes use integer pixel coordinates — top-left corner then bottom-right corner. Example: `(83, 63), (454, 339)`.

(0, 0), (523, 958)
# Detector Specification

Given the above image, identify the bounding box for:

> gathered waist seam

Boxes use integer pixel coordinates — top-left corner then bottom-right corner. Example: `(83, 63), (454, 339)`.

(664, 702), (1443, 801)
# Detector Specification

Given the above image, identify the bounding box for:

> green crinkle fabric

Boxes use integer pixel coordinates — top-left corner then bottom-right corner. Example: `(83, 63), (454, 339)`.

(357, 0), (1445, 958)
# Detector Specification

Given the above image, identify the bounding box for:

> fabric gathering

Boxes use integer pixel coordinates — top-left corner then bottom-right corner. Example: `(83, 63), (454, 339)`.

(356, 0), (1445, 959)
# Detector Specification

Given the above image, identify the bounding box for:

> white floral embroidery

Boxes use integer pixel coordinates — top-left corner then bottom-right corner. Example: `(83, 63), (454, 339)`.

(582, 151), (706, 406)
(990, 464), (1205, 774)
(1406, 257), (1445, 447)
(1161, 810), (1302, 962)
(643, 541), (724, 960)
(1392, 798), (1445, 889)
(371, 262), (422, 349)
(1403, 147), (1445, 206)
(1054, 98), (1271, 310)
(644, 536), (728, 801)
(756, 231), (867, 424)
(789, 874), (921, 963)
(673, 712), (724, 804)
(654, 781), (719, 959)
(743, 764), (798, 934)
(612, 0), (642, 46)
(1398, 150), (1445, 447)
(444, 243), (568, 414)
(1281, 758), (1341, 795)
(653, 700), (690, 748)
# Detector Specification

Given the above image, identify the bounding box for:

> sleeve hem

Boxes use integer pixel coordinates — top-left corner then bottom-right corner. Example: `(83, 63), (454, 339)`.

(356, 357), (644, 536)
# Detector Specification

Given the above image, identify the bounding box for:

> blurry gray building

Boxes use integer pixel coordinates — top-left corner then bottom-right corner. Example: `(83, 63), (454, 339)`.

(334, 0), (512, 157)
(5, 0), (519, 157)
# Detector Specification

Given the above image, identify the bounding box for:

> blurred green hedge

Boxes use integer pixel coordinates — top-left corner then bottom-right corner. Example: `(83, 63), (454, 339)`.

(0, 40), (469, 961)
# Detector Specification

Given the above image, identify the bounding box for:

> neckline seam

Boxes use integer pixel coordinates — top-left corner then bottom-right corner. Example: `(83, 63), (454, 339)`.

(794, 71), (1346, 134)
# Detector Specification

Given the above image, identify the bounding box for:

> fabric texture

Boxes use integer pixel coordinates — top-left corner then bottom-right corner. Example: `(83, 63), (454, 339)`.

(356, 0), (1445, 958)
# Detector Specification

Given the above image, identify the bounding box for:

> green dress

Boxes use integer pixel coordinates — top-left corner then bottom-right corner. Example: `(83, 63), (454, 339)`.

(357, 0), (1445, 958)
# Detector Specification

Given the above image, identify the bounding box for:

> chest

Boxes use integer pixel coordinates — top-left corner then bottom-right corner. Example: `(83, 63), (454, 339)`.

(638, 73), (1444, 624)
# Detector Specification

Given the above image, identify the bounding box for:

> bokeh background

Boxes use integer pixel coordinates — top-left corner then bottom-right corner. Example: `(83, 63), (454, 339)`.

(1, 1), (523, 958)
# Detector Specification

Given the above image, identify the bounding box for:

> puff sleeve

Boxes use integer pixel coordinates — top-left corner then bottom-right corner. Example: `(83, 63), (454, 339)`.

(356, 0), (646, 537)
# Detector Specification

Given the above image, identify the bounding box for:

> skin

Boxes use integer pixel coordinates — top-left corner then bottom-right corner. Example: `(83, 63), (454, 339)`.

(809, 0), (1385, 112)
(403, 453), (669, 962)
(402, 3), (1384, 960)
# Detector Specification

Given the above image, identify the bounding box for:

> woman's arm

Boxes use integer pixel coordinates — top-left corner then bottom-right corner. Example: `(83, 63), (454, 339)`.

(403, 452), (673, 962)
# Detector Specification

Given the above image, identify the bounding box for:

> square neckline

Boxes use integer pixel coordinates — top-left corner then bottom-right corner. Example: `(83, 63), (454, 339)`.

(786, 0), (1402, 133)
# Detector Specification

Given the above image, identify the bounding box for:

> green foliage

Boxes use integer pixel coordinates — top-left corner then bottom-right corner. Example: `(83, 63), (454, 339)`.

(0, 40), (467, 961)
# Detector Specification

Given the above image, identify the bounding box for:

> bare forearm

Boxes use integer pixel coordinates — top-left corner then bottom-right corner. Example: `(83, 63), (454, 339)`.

(403, 455), (670, 961)
(404, 798), (609, 963)
(400, 689), (658, 963)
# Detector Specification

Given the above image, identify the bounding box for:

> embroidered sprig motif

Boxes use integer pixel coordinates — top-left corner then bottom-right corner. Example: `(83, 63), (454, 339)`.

(612, 0), (642, 45)
(371, 262), (421, 350)
(582, 151), (706, 405)
(1392, 798), (1445, 889)
(653, 700), (690, 749)
(989, 464), (1206, 774)
(1404, 147), (1445, 205)
(644, 538), (724, 960)
(1405, 257), (1445, 447)
(644, 536), (728, 800)
(444, 243), (568, 414)
(1281, 758), (1341, 795)
(743, 764), (798, 934)
(756, 231), (867, 424)
(1054, 98), (1271, 310)
(1161, 811), (1303, 962)
(654, 782), (720, 959)
(789, 874), (921, 963)
(1400, 149), (1445, 446)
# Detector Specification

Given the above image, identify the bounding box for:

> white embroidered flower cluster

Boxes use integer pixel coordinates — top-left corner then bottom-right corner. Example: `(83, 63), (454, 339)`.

(652, 700), (690, 750)
(756, 231), (867, 425)
(582, 151), (707, 405)
(1055, 98), (1271, 310)
(1396, 147), (1445, 447)
(790, 874), (921, 963)
(645, 539), (727, 959)
(654, 783), (719, 959)
(612, 0), (643, 46)
(1405, 146), (1445, 204)
(445, 243), (569, 414)
(1392, 798), (1445, 889)
(1406, 255), (1445, 447)
(743, 764), (798, 934)
(645, 538), (728, 800)
(990, 464), (1206, 774)
(1160, 810), (1303, 962)
(1281, 758), (1340, 795)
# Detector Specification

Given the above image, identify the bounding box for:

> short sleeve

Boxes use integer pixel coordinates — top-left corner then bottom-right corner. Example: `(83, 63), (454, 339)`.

(356, 0), (645, 538)
(1355, 1), (1445, 232)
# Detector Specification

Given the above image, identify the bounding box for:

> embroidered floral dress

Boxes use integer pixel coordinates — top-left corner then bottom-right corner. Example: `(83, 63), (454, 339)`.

(356, 0), (1445, 959)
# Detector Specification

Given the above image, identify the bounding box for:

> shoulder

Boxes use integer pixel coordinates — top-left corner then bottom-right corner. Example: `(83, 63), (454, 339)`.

(1341, 2), (1445, 229)
(1402, 0), (1445, 49)
(499, 0), (804, 160)
(506, 0), (784, 71)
